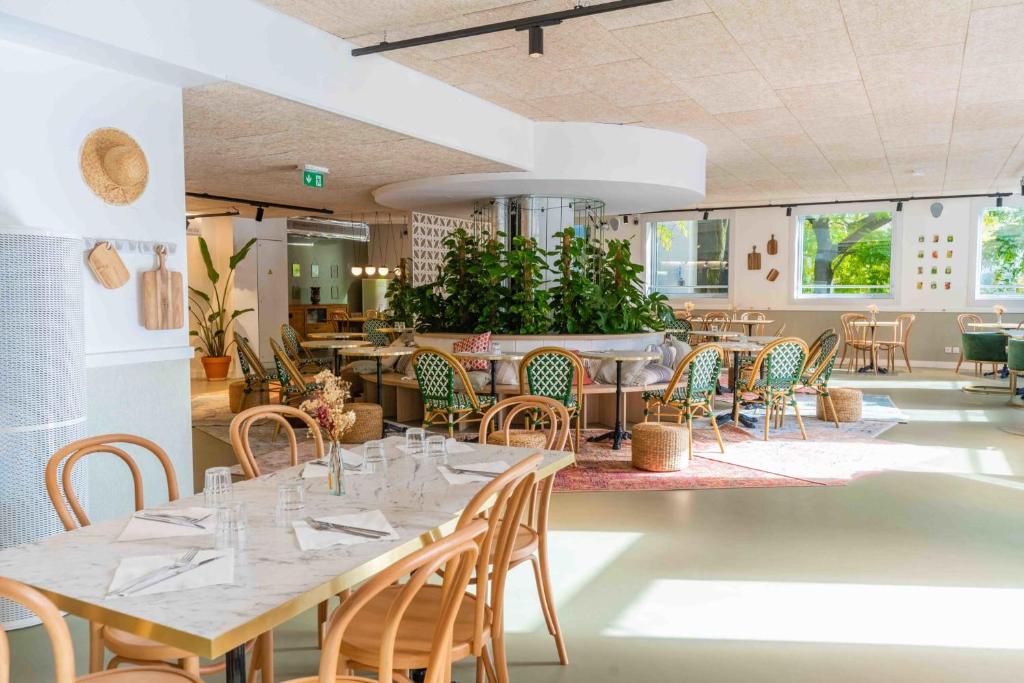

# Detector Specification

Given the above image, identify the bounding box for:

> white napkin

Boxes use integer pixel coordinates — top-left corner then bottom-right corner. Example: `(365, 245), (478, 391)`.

(292, 509), (398, 551)
(107, 549), (233, 599)
(301, 449), (364, 478)
(439, 460), (510, 485)
(396, 438), (474, 455)
(117, 507), (216, 542)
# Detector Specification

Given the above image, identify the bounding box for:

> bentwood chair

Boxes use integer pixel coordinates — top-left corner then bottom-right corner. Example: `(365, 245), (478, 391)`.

(284, 521), (485, 683)
(281, 323), (330, 373)
(478, 397), (570, 665)
(642, 344), (725, 459)
(800, 330), (841, 428)
(270, 338), (321, 406)
(734, 338), (810, 441)
(44, 435), (268, 679)
(739, 311), (767, 336)
(839, 313), (872, 372)
(0, 576), (203, 682)
(877, 313), (915, 374)
(701, 311), (730, 331)
(337, 455), (542, 683)
(411, 348), (497, 437)
(230, 404), (325, 480)
(519, 347), (586, 452)
(364, 318), (391, 347)
(956, 313), (987, 375)
(664, 316), (692, 343)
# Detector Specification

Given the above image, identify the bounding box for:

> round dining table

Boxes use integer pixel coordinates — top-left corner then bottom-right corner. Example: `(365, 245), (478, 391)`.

(849, 319), (899, 374)
(300, 339), (371, 375)
(716, 339), (768, 428)
(579, 349), (661, 450)
(452, 350), (525, 398)
(307, 332), (367, 340)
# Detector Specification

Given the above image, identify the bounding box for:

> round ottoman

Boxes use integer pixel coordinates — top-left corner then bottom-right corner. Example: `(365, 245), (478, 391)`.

(343, 402), (384, 443)
(816, 387), (862, 423)
(486, 430), (549, 449)
(632, 422), (688, 472)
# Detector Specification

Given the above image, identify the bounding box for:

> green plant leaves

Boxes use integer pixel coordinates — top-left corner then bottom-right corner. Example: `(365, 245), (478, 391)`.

(229, 238), (258, 271)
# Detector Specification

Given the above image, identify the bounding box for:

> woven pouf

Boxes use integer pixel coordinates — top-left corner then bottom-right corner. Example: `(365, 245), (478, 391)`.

(485, 429), (549, 449)
(631, 422), (688, 472)
(816, 387), (863, 422)
(344, 402), (384, 443)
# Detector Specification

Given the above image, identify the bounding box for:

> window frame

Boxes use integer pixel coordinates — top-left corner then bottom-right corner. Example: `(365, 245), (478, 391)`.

(645, 212), (733, 300)
(790, 203), (901, 303)
(969, 198), (1024, 303)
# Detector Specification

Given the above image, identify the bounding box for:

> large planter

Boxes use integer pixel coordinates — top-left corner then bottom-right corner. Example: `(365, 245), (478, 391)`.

(414, 331), (664, 353)
(200, 355), (232, 381)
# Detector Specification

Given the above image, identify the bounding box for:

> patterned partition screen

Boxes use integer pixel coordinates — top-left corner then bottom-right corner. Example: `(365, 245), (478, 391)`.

(410, 212), (492, 286)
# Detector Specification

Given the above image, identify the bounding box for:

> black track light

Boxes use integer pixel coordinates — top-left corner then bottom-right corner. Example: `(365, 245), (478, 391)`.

(785, 207), (792, 217)
(997, 196), (1004, 207)
(255, 206), (265, 222)
(896, 201), (903, 212)
(528, 26), (543, 58)
(702, 210), (709, 220)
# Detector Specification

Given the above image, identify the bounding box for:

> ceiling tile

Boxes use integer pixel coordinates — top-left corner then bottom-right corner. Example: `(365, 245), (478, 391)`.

(717, 107), (805, 139)
(613, 13), (753, 77)
(527, 91), (634, 123)
(843, 1), (970, 56)
(957, 62), (1024, 104)
(707, 0), (846, 42)
(801, 114), (882, 146)
(624, 99), (724, 133)
(954, 100), (1024, 131)
(594, 0), (711, 29)
(573, 59), (688, 105)
(965, 3), (1024, 67)
(858, 44), (964, 95)
(743, 30), (861, 88)
(674, 70), (783, 114)
(776, 81), (873, 121)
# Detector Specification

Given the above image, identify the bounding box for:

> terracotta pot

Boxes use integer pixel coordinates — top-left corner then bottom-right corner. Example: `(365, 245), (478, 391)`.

(200, 355), (232, 381)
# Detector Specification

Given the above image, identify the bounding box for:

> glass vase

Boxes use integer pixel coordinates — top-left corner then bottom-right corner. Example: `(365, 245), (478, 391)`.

(326, 441), (345, 497)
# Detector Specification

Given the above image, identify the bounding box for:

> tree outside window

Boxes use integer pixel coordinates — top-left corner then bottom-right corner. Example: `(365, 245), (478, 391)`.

(797, 211), (894, 297)
(978, 207), (1024, 298)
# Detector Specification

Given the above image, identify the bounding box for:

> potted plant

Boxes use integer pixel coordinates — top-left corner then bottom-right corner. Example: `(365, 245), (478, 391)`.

(188, 236), (257, 380)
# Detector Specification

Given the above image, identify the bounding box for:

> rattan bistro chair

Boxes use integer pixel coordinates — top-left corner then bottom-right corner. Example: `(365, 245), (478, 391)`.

(800, 330), (841, 428)
(412, 348), (497, 437)
(519, 347), (586, 452)
(642, 344), (725, 459)
(44, 435), (267, 679)
(0, 576), (202, 683)
(664, 316), (692, 343)
(364, 318), (391, 347)
(734, 337), (810, 441)
(270, 338), (321, 406)
(281, 322), (330, 373)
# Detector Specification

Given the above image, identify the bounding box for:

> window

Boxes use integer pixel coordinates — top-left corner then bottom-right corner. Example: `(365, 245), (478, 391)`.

(977, 207), (1024, 298)
(649, 219), (730, 297)
(796, 210), (894, 297)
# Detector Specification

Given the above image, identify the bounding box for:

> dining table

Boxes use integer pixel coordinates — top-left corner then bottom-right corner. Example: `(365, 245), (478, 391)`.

(451, 350), (525, 399)
(849, 319), (899, 374)
(716, 339), (767, 428)
(687, 329), (740, 340)
(689, 317), (775, 335)
(579, 349), (661, 450)
(300, 339), (371, 375)
(307, 332), (367, 340)
(0, 438), (574, 683)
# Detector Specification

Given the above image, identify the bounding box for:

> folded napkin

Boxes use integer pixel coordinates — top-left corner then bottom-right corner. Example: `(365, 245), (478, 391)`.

(117, 507), (216, 542)
(396, 438), (474, 455)
(292, 509), (398, 551)
(439, 460), (510, 485)
(107, 549), (233, 599)
(301, 449), (364, 478)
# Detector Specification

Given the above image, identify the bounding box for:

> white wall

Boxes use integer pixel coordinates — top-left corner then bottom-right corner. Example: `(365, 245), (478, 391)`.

(233, 218), (288, 366)
(0, 39), (193, 514)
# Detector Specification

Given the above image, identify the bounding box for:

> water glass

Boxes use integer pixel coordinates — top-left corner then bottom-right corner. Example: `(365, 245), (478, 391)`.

(405, 427), (426, 455)
(395, 321), (406, 332)
(425, 435), (448, 459)
(491, 341), (502, 355)
(363, 440), (387, 474)
(215, 502), (248, 550)
(275, 482), (305, 527)
(203, 467), (233, 507)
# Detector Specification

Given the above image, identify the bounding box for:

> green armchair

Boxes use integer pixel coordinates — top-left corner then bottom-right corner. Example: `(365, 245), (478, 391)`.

(1008, 338), (1024, 404)
(962, 333), (1010, 395)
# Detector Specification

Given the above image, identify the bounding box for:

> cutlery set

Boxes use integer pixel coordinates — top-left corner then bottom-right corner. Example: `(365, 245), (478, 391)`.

(134, 511), (212, 529)
(110, 548), (222, 598)
(303, 517), (390, 539)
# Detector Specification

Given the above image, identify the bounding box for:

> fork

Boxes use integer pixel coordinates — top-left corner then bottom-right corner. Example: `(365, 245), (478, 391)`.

(444, 465), (500, 478)
(304, 517), (388, 538)
(111, 548), (199, 598)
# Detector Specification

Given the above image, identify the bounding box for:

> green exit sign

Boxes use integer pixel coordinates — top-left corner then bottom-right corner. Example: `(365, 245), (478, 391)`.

(303, 170), (324, 188)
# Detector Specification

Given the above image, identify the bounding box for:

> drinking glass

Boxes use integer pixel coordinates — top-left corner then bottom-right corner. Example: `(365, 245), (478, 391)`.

(491, 341), (502, 355)
(405, 427), (426, 455)
(363, 440), (387, 474)
(425, 435), (447, 459)
(275, 482), (305, 527)
(203, 467), (233, 507)
(395, 321), (406, 332)
(215, 502), (248, 550)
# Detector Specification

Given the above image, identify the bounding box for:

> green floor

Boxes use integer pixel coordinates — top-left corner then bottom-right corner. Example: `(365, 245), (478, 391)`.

(8, 368), (1024, 681)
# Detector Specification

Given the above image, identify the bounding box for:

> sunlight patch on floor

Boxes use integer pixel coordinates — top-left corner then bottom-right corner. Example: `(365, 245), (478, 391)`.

(502, 530), (643, 634)
(899, 408), (992, 422)
(831, 379), (972, 390)
(603, 579), (1024, 649)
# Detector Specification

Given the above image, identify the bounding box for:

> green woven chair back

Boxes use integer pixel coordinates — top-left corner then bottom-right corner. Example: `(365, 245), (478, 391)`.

(413, 350), (455, 406)
(684, 345), (722, 400)
(236, 336), (254, 380)
(665, 317), (692, 342)
(763, 341), (807, 390)
(806, 330), (839, 387)
(280, 323), (303, 360)
(364, 318), (391, 347)
(524, 352), (575, 405)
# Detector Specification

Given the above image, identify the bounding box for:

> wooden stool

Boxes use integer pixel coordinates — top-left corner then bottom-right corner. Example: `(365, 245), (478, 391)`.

(816, 387), (862, 423)
(632, 422), (687, 472)
(486, 430), (549, 449)
(344, 402), (384, 443)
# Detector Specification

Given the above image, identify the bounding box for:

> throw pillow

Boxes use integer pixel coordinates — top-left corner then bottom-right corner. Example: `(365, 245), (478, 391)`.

(494, 360), (520, 387)
(395, 343), (417, 376)
(667, 337), (693, 369)
(454, 370), (490, 393)
(565, 349), (595, 385)
(380, 337), (407, 370)
(646, 363), (675, 383)
(452, 332), (491, 371)
(343, 360), (378, 375)
(647, 342), (676, 369)
(594, 359), (648, 386)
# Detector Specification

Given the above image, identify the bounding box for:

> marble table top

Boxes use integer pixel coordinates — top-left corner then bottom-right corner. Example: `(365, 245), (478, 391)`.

(451, 351), (525, 361)
(850, 319), (899, 327)
(968, 322), (1023, 330)
(307, 332), (367, 340)
(0, 438), (573, 659)
(578, 350), (661, 363)
(343, 346), (415, 358)
(718, 340), (767, 353)
(300, 340), (372, 350)
(687, 329), (739, 338)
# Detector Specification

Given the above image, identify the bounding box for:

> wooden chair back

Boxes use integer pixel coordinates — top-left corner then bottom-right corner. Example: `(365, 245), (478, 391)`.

(411, 347), (486, 411)
(745, 337), (810, 390)
(235, 333), (270, 384)
(806, 328), (836, 364)
(895, 313), (916, 344)
(739, 311), (767, 336)
(314, 520), (486, 683)
(230, 405), (325, 479)
(663, 344), (723, 403)
(330, 308), (350, 322)
(702, 311), (730, 331)
(840, 313), (868, 343)
(478, 396), (570, 451)
(518, 347), (585, 414)
(270, 338), (313, 397)
(280, 323), (308, 362)
(45, 435), (179, 531)
(0, 577), (77, 683)
(957, 313), (982, 334)
(454, 454), (542, 653)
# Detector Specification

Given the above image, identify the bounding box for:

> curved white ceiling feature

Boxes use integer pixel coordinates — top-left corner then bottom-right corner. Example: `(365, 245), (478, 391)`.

(373, 122), (706, 215)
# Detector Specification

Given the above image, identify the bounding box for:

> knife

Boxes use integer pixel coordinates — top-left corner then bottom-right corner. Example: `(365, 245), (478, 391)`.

(305, 517), (389, 538)
(134, 513), (208, 530)
(112, 556), (222, 598)
(445, 465), (500, 478)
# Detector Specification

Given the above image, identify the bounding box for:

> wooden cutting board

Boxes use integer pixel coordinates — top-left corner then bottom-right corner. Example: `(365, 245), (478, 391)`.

(87, 242), (130, 289)
(747, 245), (762, 270)
(141, 246), (183, 330)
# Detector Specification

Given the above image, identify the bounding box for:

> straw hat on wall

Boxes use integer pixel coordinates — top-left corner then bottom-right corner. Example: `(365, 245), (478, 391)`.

(79, 128), (149, 205)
